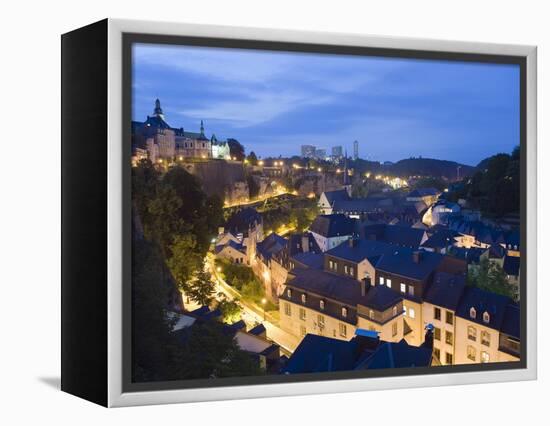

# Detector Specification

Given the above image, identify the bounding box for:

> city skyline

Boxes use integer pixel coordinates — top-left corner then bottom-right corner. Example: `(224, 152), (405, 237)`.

(132, 43), (520, 166)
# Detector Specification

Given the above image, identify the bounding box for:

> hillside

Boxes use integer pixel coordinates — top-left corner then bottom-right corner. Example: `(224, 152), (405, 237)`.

(384, 158), (476, 180)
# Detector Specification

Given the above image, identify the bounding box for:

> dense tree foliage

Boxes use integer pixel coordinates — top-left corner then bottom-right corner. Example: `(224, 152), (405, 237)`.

(227, 138), (245, 161)
(467, 258), (516, 300)
(217, 296), (242, 323)
(246, 151), (258, 166)
(448, 147), (520, 216)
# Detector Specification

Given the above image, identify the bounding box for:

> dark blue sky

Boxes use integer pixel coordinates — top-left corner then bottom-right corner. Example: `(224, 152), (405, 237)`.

(132, 43), (520, 166)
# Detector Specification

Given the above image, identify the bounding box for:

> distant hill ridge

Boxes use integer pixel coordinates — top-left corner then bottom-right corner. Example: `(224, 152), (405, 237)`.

(384, 158), (477, 180)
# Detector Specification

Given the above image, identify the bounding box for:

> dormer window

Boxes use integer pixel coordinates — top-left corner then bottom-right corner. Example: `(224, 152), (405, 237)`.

(483, 311), (490, 324)
(301, 294), (307, 304)
(392, 306), (397, 316)
(369, 309), (374, 319)
(287, 289), (292, 298)
(470, 307), (477, 319)
(342, 307), (348, 318)
(320, 300), (325, 310)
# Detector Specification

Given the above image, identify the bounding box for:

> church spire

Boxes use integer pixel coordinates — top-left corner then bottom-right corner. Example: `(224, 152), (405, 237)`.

(343, 149), (352, 196)
(200, 120), (205, 135)
(153, 98), (164, 118)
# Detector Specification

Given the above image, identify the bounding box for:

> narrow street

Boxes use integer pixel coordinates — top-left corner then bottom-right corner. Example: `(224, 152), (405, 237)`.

(205, 255), (300, 354)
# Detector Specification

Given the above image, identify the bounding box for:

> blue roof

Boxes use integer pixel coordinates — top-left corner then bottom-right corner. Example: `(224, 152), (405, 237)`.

(309, 214), (356, 238)
(362, 224), (426, 248)
(257, 233), (287, 261)
(407, 188), (440, 197)
(326, 239), (395, 263)
(455, 286), (511, 331)
(283, 334), (359, 373)
(215, 239), (245, 254)
(375, 248), (445, 282)
(448, 246), (487, 264)
(356, 340), (432, 370)
(424, 272), (466, 310)
(322, 189), (350, 204)
(500, 304), (520, 339)
(291, 251), (324, 270)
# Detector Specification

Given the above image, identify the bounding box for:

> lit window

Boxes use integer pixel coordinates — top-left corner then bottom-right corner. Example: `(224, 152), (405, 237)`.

(329, 260), (334, 269)
(481, 351), (490, 363)
(400, 283), (406, 293)
(379, 276), (384, 285)
(287, 289), (292, 298)
(392, 306), (397, 316)
(470, 307), (477, 319)
(386, 279), (392, 288)
(481, 331), (491, 347)
(349, 267), (354, 276)
(408, 285), (415, 297)
(434, 307), (441, 321)
(369, 309), (374, 319)
(409, 308), (415, 319)
(403, 305), (407, 316)
(468, 326), (477, 341)
(344, 265), (348, 274)
(320, 300), (325, 310)
(284, 303), (291, 316)
(445, 331), (453, 346)
(301, 294), (307, 304)
(339, 323), (347, 337)
(467, 346), (476, 361)
(446, 311), (454, 325)
(342, 307), (348, 318)
(483, 311), (490, 324)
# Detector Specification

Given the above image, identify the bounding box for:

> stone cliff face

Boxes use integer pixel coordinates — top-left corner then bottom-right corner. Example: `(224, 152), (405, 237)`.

(181, 160), (249, 203)
(294, 173), (343, 196)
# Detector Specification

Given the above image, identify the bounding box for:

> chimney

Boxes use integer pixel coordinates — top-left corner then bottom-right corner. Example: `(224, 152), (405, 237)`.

(412, 250), (422, 263)
(348, 236), (359, 248)
(360, 276), (372, 297)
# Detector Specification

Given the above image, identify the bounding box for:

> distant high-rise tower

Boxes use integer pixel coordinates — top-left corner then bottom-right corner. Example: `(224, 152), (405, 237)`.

(353, 140), (359, 160)
(343, 149), (352, 196)
(301, 145), (316, 158)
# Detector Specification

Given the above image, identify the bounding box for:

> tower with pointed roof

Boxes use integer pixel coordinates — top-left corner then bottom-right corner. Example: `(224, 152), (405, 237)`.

(153, 98), (164, 119)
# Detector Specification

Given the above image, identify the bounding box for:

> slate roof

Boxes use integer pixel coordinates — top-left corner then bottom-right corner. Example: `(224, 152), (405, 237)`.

(375, 248), (445, 282)
(503, 255), (520, 276)
(424, 272), (466, 310)
(286, 268), (402, 312)
(225, 207), (262, 235)
(421, 229), (459, 249)
(455, 286), (511, 331)
(248, 324), (266, 336)
(215, 239), (245, 254)
(257, 233), (287, 261)
(322, 189), (350, 205)
(356, 340), (432, 370)
(291, 252), (325, 270)
(326, 239), (396, 263)
(360, 284), (403, 311)
(309, 214), (356, 238)
(448, 246), (487, 264)
(362, 224), (426, 248)
(332, 199), (384, 214)
(448, 218), (506, 246)
(282, 334), (360, 373)
(500, 304), (520, 339)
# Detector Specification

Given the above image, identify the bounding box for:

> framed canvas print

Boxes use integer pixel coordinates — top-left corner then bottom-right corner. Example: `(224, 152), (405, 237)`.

(61, 19), (537, 407)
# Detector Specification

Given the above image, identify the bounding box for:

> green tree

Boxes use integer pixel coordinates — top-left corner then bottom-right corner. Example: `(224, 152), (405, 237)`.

(246, 151), (258, 166)
(186, 269), (216, 306)
(132, 159), (159, 227)
(227, 138), (246, 161)
(468, 257), (515, 299)
(167, 234), (203, 292)
(171, 321), (263, 379)
(146, 185), (184, 256)
(217, 296), (242, 323)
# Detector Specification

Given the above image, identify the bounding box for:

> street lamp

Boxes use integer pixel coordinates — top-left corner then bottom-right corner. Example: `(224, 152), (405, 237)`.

(261, 298), (267, 321)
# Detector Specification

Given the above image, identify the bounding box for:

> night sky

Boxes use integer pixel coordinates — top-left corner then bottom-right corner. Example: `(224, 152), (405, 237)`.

(132, 43), (520, 166)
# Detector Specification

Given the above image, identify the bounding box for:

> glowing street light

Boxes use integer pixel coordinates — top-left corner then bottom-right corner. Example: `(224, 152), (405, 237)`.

(216, 266), (222, 273)
(259, 160), (264, 166)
